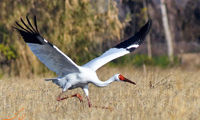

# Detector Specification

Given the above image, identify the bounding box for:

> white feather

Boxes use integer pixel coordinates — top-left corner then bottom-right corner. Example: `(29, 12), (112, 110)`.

(83, 48), (130, 71)
(127, 44), (139, 49)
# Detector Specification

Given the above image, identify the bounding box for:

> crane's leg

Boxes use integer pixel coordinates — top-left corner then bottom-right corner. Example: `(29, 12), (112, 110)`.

(71, 93), (83, 102)
(82, 85), (112, 110)
(56, 83), (83, 102)
(82, 85), (92, 107)
(57, 92), (83, 102)
(86, 96), (92, 107)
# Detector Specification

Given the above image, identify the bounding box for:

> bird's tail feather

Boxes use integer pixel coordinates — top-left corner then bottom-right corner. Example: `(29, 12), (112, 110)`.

(45, 78), (58, 81)
(45, 78), (61, 87)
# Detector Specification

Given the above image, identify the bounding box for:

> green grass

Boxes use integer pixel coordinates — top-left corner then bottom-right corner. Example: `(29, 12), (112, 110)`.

(110, 54), (180, 68)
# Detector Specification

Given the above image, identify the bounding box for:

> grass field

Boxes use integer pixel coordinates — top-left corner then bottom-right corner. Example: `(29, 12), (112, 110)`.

(0, 66), (200, 120)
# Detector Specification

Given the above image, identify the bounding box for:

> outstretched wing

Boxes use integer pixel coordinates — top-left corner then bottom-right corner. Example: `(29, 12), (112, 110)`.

(83, 20), (152, 71)
(14, 16), (80, 76)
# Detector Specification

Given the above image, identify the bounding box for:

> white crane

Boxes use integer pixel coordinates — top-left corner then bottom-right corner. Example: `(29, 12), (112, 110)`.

(14, 16), (152, 107)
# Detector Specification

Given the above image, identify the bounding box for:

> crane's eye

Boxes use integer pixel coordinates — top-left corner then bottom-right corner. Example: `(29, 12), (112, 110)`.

(118, 74), (125, 81)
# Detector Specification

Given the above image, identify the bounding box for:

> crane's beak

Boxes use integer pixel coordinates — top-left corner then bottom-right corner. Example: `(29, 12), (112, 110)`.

(123, 78), (136, 85)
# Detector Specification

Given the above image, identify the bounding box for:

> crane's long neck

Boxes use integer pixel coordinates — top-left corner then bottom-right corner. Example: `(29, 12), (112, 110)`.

(92, 76), (116, 87)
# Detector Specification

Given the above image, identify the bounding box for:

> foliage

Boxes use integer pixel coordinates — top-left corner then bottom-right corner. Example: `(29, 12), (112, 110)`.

(0, 24), (17, 64)
(0, 0), (124, 76)
(0, 0), (199, 76)
(0, 44), (16, 62)
(110, 54), (180, 68)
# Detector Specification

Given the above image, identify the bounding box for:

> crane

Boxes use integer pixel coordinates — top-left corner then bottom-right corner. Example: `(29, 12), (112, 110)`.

(14, 16), (152, 108)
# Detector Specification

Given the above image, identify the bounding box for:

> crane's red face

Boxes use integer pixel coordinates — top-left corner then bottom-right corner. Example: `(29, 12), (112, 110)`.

(118, 74), (136, 85)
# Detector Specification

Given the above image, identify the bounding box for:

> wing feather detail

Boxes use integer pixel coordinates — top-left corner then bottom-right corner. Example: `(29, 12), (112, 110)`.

(83, 20), (152, 71)
(15, 16), (80, 76)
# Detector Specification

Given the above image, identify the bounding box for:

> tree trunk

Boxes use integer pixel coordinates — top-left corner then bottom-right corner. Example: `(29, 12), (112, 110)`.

(143, 0), (152, 59)
(160, 0), (174, 61)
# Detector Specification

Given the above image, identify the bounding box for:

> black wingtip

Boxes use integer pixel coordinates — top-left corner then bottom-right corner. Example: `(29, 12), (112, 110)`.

(15, 21), (30, 33)
(147, 19), (152, 29)
(145, 19), (152, 34)
(139, 19), (152, 38)
(20, 17), (34, 33)
(34, 15), (39, 33)
(115, 19), (152, 50)
(14, 16), (44, 45)
(133, 19), (152, 45)
(12, 25), (22, 32)
(26, 15), (38, 33)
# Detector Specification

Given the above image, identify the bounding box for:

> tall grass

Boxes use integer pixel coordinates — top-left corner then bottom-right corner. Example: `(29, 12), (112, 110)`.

(0, 67), (200, 120)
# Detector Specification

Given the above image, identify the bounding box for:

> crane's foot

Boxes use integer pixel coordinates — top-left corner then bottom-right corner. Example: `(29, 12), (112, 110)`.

(86, 96), (112, 111)
(86, 97), (112, 110)
(93, 105), (113, 111)
(56, 96), (68, 101)
(88, 100), (92, 107)
(71, 93), (83, 103)
(56, 93), (83, 103)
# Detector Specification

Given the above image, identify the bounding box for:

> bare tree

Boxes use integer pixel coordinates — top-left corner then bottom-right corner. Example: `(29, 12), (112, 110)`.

(160, 0), (174, 61)
(143, 0), (152, 59)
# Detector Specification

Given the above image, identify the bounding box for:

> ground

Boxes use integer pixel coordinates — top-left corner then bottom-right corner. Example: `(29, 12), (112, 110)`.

(0, 66), (200, 120)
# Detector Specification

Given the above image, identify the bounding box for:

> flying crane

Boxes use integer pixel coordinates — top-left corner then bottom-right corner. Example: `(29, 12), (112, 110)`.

(14, 16), (152, 107)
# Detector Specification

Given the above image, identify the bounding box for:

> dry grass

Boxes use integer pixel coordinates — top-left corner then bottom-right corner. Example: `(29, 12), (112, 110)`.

(0, 66), (200, 120)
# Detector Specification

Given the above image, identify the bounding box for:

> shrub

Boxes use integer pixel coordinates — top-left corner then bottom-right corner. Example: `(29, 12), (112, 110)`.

(110, 54), (180, 68)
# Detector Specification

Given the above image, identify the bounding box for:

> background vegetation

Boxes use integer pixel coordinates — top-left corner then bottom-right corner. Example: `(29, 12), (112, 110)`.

(0, 0), (199, 77)
(0, 0), (125, 77)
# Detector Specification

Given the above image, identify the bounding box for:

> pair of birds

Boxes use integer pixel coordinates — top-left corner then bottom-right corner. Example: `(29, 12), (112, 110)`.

(14, 16), (152, 108)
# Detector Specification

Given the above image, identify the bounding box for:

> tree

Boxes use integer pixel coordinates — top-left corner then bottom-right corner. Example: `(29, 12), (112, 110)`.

(160, 0), (174, 61)
(143, 0), (152, 59)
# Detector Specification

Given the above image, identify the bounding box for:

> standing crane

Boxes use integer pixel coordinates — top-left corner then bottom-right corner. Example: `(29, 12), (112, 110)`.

(14, 16), (152, 107)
